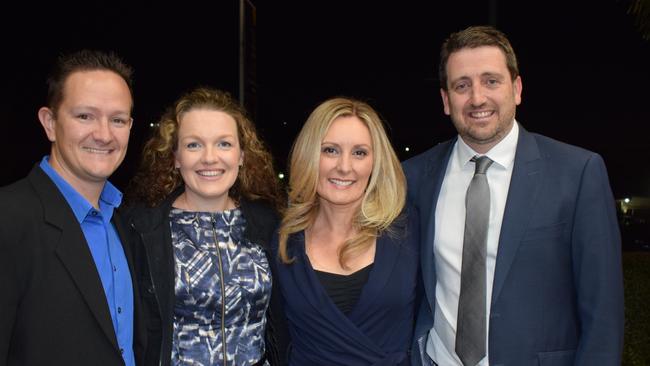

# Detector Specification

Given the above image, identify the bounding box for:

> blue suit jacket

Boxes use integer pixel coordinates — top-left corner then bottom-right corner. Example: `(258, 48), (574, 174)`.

(404, 126), (624, 366)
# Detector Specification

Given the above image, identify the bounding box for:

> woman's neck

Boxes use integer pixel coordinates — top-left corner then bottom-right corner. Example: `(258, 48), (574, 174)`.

(173, 191), (235, 212)
(311, 200), (359, 238)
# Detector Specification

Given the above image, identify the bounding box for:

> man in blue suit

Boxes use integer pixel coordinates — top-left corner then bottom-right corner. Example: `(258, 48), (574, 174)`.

(405, 26), (624, 366)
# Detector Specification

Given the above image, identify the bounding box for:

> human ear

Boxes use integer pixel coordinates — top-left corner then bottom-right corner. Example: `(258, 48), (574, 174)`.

(38, 107), (57, 142)
(440, 88), (451, 115)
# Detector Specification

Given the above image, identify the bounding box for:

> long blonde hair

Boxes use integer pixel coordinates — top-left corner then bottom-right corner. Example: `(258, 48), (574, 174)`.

(278, 97), (406, 268)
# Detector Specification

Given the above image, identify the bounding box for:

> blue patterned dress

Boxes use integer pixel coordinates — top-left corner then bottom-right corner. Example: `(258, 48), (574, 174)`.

(170, 208), (271, 366)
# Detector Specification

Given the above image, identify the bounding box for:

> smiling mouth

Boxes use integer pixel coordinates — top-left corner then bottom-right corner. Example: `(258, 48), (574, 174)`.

(328, 178), (354, 187)
(82, 147), (112, 154)
(469, 110), (495, 119)
(197, 170), (224, 177)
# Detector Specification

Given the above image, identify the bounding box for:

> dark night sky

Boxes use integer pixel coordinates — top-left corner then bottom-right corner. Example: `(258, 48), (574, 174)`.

(2, 1), (649, 199)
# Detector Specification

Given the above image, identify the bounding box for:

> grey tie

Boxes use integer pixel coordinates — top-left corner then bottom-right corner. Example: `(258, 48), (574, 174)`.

(456, 155), (493, 366)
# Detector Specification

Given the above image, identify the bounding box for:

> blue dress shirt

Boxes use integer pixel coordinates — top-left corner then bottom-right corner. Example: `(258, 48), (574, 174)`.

(40, 156), (135, 366)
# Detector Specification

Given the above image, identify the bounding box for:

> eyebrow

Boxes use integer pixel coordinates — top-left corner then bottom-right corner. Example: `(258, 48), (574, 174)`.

(449, 76), (470, 86)
(321, 141), (372, 149)
(70, 106), (131, 116)
(450, 72), (506, 84)
(481, 72), (505, 79)
(181, 133), (236, 139)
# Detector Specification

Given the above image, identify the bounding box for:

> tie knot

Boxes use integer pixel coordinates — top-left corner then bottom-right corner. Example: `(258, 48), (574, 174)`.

(471, 155), (494, 175)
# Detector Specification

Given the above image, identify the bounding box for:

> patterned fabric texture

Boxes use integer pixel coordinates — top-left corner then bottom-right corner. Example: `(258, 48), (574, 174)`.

(170, 208), (271, 366)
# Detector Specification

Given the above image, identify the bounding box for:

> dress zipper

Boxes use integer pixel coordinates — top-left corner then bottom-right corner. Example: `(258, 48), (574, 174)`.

(211, 214), (228, 366)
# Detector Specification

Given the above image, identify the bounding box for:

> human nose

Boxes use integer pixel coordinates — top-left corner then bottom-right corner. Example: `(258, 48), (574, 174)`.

(470, 84), (487, 106)
(92, 118), (113, 143)
(201, 145), (218, 164)
(336, 153), (352, 173)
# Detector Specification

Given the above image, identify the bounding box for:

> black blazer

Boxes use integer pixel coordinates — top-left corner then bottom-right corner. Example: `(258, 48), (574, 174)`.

(0, 165), (146, 366)
(126, 188), (289, 366)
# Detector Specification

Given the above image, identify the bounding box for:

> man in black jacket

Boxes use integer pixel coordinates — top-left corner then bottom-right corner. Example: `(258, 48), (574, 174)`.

(0, 50), (145, 366)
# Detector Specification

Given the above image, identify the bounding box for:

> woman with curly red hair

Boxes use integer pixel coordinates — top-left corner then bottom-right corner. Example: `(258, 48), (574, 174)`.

(126, 87), (287, 366)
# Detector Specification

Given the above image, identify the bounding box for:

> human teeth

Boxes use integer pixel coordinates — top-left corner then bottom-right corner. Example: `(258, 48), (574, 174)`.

(83, 147), (110, 154)
(329, 179), (353, 186)
(198, 170), (222, 177)
(470, 111), (492, 118)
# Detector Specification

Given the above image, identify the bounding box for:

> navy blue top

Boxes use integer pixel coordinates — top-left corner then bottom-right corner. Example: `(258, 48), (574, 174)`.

(271, 208), (419, 366)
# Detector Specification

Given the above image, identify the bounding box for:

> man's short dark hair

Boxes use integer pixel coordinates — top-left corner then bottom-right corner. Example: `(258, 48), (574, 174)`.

(439, 26), (519, 90)
(46, 50), (134, 115)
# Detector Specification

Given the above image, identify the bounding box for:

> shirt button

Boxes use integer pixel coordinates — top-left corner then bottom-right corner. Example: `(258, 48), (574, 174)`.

(91, 211), (98, 216)
(120, 348), (124, 354)
(113, 265), (117, 272)
(118, 307), (122, 314)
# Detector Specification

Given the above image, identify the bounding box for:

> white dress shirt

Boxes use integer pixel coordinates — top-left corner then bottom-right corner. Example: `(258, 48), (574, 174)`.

(426, 122), (519, 366)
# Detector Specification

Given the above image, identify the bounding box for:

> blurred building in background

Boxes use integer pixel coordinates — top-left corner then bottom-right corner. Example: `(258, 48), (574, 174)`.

(617, 196), (650, 250)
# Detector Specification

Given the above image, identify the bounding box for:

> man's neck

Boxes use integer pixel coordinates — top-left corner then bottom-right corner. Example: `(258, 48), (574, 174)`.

(48, 161), (104, 209)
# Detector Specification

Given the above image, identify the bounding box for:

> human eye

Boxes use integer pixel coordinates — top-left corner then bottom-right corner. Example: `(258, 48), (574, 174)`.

(322, 146), (338, 155)
(483, 73), (504, 88)
(111, 116), (131, 126)
(352, 148), (368, 158)
(217, 140), (233, 149)
(186, 141), (201, 150)
(485, 78), (501, 88)
(453, 81), (470, 93)
(76, 113), (95, 121)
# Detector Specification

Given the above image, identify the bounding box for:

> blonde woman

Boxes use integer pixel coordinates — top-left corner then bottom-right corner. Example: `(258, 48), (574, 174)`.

(271, 97), (419, 365)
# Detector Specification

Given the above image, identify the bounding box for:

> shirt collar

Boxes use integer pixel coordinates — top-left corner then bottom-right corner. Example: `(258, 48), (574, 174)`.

(39, 156), (123, 223)
(455, 120), (519, 170)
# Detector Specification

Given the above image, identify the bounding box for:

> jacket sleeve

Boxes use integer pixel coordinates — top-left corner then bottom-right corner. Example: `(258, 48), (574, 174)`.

(0, 212), (21, 365)
(572, 153), (624, 365)
(266, 233), (291, 366)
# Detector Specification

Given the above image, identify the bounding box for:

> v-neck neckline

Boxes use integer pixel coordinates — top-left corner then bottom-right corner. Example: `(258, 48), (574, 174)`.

(298, 231), (400, 322)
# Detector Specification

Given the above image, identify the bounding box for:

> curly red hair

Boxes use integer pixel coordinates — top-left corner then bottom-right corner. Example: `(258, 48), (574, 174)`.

(127, 87), (283, 209)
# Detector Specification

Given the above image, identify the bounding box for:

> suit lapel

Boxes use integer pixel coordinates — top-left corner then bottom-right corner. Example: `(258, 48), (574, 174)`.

(491, 128), (542, 304)
(419, 140), (455, 307)
(29, 167), (119, 349)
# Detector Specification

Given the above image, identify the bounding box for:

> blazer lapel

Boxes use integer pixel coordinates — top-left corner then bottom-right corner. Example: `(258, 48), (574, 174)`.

(419, 140), (455, 307)
(29, 167), (119, 350)
(491, 128), (542, 304)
